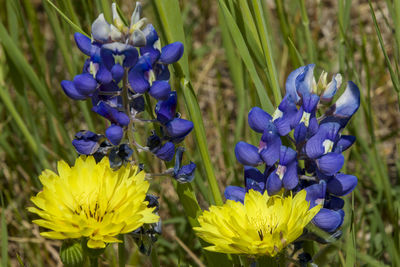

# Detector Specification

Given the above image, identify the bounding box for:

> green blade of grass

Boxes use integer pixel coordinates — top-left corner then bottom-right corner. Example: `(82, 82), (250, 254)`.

(1, 194), (8, 267)
(45, 0), (89, 37)
(298, 0), (316, 63)
(250, 0), (282, 104)
(218, 0), (274, 113)
(369, 0), (400, 108)
(0, 22), (58, 117)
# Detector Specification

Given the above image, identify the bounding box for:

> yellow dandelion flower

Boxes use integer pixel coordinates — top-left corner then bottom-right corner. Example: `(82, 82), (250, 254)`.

(28, 156), (159, 249)
(194, 189), (321, 256)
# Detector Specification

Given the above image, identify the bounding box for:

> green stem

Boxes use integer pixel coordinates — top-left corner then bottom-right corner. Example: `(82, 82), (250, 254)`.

(150, 246), (161, 267)
(118, 234), (125, 267)
(257, 255), (280, 267)
(299, 0), (316, 63)
(90, 257), (99, 267)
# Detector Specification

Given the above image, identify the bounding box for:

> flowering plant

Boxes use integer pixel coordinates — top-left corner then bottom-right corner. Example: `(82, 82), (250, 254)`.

(195, 64), (360, 263)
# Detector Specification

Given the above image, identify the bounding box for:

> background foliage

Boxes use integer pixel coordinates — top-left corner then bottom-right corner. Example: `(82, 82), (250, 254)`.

(0, 0), (399, 266)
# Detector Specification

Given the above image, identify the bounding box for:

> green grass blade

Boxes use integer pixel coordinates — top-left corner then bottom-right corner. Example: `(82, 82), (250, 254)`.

(0, 22), (58, 117)
(250, 0), (282, 104)
(218, 0), (274, 113)
(45, 0), (89, 37)
(369, 0), (400, 108)
(1, 194), (8, 267)
(298, 0), (316, 63)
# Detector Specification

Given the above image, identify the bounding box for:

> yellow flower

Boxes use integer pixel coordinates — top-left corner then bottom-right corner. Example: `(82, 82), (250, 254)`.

(194, 189), (321, 256)
(28, 156), (159, 249)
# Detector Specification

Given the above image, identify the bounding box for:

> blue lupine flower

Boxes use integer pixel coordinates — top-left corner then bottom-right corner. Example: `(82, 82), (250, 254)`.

(174, 162), (196, 183)
(164, 118), (194, 142)
(172, 147), (197, 183)
(62, 2), (195, 197)
(259, 124), (281, 166)
(231, 64), (360, 235)
(72, 131), (103, 155)
(327, 173), (358, 196)
(92, 101), (130, 126)
(234, 141), (262, 166)
(244, 166), (266, 193)
(312, 208), (344, 233)
(266, 146), (298, 194)
(105, 124), (124, 146)
(154, 142), (175, 162)
(155, 92), (177, 124)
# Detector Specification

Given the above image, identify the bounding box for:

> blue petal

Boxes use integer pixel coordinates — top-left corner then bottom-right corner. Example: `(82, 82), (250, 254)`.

(90, 45), (102, 63)
(155, 92), (177, 124)
(128, 68), (149, 94)
(105, 124), (123, 145)
(302, 93), (320, 113)
(149, 81), (171, 100)
(266, 172), (282, 195)
(74, 32), (92, 56)
(312, 208), (343, 233)
(333, 81), (360, 118)
(279, 146), (297, 166)
(321, 74), (341, 102)
(294, 123), (307, 144)
(325, 196), (344, 210)
(140, 46), (161, 64)
(259, 127), (281, 166)
(143, 24), (159, 46)
(111, 64), (124, 83)
(333, 135), (356, 153)
(159, 42), (184, 64)
(273, 96), (298, 136)
(321, 82), (360, 128)
(175, 162), (196, 183)
(154, 63), (170, 80)
(96, 65), (113, 84)
(72, 139), (99, 155)
(305, 180), (327, 208)
(98, 81), (120, 93)
(327, 173), (357, 196)
(282, 163), (298, 190)
(165, 118), (193, 139)
(92, 102), (130, 126)
(155, 142), (175, 162)
(128, 55), (152, 94)
(73, 73), (98, 96)
(100, 46), (115, 69)
(141, 25), (161, 63)
(247, 107), (272, 133)
(61, 80), (86, 100)
(72, 130), (102, 155)
(295, 64), (315, 98)
(316, 152), (344, 175)
(122, 46), (139, 68)
(235, 142), (262, 166)
(306, 122), (341, 159)
(285, 65), (306, 103)
(305, 129), (326, 159)
(224, 186), (246, 203)
(244, 166), (265, 192)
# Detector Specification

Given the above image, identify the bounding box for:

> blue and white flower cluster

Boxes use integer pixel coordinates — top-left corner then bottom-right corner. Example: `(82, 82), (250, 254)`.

(226, 64), (360, 233)
(61, 3), (195, 182)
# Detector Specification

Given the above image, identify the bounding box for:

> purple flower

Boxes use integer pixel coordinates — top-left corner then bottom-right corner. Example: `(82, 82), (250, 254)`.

(72, 130), (103, 155)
